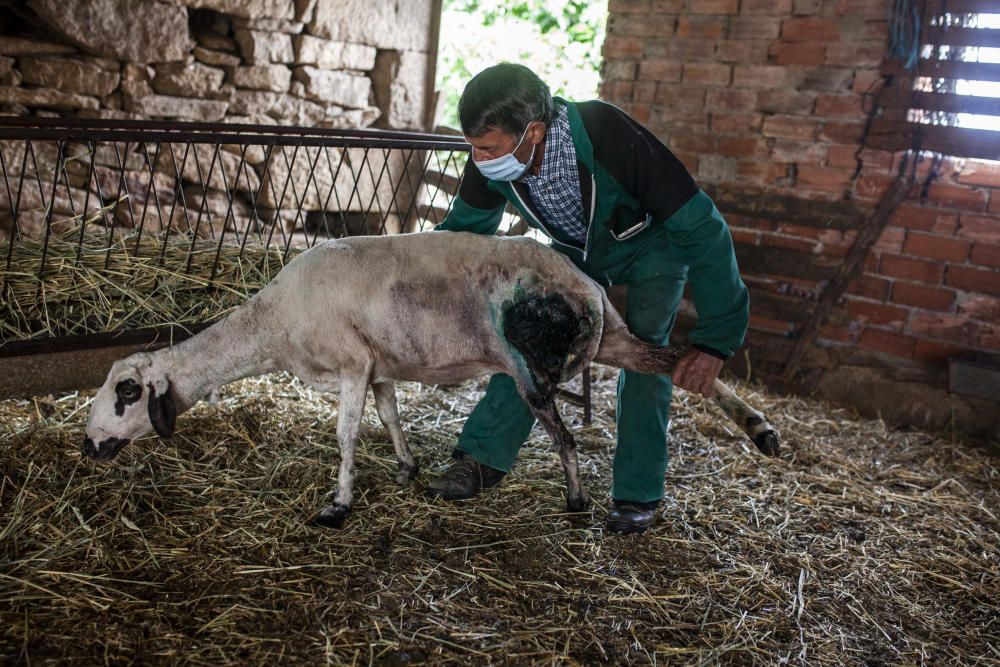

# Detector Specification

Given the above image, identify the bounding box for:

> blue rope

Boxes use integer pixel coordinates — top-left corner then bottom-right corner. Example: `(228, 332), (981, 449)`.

(889, 0), (922, 70)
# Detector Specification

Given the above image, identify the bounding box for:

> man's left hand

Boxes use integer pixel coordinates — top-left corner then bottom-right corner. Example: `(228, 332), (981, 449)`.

(671, 349), (724, 398)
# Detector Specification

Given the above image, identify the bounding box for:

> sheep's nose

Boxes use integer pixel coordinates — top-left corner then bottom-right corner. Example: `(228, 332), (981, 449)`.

(82, 437), (97, 457)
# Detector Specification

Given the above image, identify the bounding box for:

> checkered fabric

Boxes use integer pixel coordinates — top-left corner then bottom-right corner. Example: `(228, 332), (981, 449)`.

(519, 104), (587, 244)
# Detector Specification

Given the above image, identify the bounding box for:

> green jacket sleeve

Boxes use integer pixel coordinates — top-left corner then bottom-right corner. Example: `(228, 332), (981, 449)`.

(436, 196), (505, 235)
(435, 158), (507, 235)
(664, 190), (749, 359)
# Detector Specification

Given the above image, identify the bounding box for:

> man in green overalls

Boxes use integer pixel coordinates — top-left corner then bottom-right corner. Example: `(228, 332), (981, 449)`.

(428, 63), (749, 534)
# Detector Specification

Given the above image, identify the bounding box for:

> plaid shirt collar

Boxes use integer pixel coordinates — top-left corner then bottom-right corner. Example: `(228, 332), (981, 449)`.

(519, 104), (576, 186)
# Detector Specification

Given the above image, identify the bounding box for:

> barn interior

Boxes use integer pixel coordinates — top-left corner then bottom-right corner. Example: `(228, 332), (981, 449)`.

(0, 0), (998, 663)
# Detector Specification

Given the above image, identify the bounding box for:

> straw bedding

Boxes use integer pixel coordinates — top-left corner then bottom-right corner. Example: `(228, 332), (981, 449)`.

(1, 366), (997, 665)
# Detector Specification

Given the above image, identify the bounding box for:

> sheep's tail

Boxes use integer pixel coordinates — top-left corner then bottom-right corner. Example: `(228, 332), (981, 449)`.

(594, 290), (779, 456)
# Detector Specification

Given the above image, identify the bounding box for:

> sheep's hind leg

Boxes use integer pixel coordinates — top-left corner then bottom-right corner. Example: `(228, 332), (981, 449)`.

(312, 371), (370, 529)
(525, 391), (590, 513)
(372, 381), (418, 485)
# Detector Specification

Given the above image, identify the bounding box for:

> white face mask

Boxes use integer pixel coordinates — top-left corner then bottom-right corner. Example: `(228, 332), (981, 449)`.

(472, 125), (536, 181)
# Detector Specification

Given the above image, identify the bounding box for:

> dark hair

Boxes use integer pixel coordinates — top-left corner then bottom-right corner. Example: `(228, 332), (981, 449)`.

(458, 63), (555, 137)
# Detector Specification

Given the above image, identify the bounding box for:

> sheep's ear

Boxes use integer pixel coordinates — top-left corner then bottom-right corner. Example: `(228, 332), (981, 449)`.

(148, 380), (176, 438)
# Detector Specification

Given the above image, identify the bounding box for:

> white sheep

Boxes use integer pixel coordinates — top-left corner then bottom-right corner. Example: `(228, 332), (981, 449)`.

(83, 232), (777, 528)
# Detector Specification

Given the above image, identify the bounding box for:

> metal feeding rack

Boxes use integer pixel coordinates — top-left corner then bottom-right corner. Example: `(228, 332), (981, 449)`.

(0, 116), (591, 419)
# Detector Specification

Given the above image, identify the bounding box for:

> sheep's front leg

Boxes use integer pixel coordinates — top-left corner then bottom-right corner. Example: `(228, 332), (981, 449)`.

(312, 374), (370, 529)
(372, 381), (418, 485)
(527, 393), (590, 513)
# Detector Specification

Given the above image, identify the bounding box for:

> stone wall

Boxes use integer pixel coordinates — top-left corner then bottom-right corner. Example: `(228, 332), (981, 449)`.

(0, 0), (435, 130)
(600, 0), (999, 435)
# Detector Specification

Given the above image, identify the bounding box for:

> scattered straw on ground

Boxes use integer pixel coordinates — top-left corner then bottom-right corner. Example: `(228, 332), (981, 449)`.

(1, 367), (998, 665)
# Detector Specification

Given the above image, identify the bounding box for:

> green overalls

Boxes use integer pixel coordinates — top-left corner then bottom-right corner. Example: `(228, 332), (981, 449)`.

(437, 98), (748, 503)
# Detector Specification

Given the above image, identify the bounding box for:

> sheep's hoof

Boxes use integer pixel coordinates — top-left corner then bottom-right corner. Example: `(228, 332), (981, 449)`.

(395, 461), (419, 486)
(312, 504), (351, 529)
(754, 430), (780, 457)
(566, 493), (590, 513)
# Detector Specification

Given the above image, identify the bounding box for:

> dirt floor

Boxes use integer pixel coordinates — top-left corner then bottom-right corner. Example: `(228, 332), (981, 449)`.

(1, 366), (997, 665)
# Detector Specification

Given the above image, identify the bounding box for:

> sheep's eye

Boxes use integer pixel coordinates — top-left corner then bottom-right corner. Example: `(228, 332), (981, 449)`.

(115, 379), (142, 404)
(122, 386), (139, 400)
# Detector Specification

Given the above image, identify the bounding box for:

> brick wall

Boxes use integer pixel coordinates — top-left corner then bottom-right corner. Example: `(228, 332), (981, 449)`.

(600, 0), (999, 434)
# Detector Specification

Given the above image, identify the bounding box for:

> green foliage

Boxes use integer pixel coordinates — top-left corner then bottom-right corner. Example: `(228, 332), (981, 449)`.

(436, 0), (607, 130)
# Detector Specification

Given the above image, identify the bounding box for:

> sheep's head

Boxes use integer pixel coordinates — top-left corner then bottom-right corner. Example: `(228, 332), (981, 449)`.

(83, 352), (176, 460)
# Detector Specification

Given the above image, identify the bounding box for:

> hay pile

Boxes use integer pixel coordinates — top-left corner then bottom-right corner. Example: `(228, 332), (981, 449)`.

(1, 367), (997, 664)
(1, 230), (291, 343)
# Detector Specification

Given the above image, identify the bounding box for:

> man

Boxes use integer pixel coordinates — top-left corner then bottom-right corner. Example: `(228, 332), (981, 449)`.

(428, 63), (749, 534)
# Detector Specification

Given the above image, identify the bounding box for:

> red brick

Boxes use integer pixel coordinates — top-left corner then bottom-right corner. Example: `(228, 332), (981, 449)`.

(958, 293), (1000, 320)
(730, 228), (760, 245)
(652, 0), (684, 9)
(815, 94), (863, 118)
(923, 183), (988, 212)
(913, 339), (966, 364)
(771, 140), (826, 163)
(734, 65), (796, 88)
(761, 232), (817, 252)
(603, 37), (644, 59)
(633, 80), (657, 103)
(715, 39), (771, 63)
(602, 80), (634, 100)
(828, 0), (888, 19)
(670, 131), (717, 153)
(711, 112), (763, 133)
(793, 0), (821, 13)
(762, 114), (817, 139)
(971, 242), (1000, 269)
(654, 85), (706, 110)
(682, 62), (733, 86)
(655, 38), (718, 60)
(631, 103), (652, 123)
(638, 59), (682, 82)
(819, 121), (864, 143)
(854, 174), (895, 200)
(847, 299), (910, 328)
(781, 17), (842, 42)
(852, 68), (882, 94)
(718, 136), (769, 158)
(946, 265), (1000, 296)
(706, 88), (757, 111)
(609, 14), (671, 37)
(910, 312), (986, 346)
(901, 232), (971, 262)
(755, 89), (815, 114)
(689, 0), (739, 13)
(890, 205), (959, 235)
(610, 0), (652, 12)
(769, 41), (827, 65)
(873, 225), (905, 253)
(800, 67), (854, 92)
(737, 161), (791, 186)
(988, 193), (1000, 216)
(777, 224), (845, 244)
(859, 328), (916, 357)
(819, 324), (857, 344)
(847, 275), (892, 300)
(675, 15), (727, 39)
(825, 41), (886, 67)
(957, 214), (1000, 244)
(742, 0), (794, 13)
(730, 16), (782, 39)
(890, 282), (957, 311)
(958, 159), (1000, 188)
(879, 254), (945, 284)
(797, 164), (853, 192)
(749, 314), (795, 334)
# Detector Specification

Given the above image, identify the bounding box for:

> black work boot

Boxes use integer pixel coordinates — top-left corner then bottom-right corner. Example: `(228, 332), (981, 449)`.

(426, 451), (506, 500)
(606, 499), (660, 534)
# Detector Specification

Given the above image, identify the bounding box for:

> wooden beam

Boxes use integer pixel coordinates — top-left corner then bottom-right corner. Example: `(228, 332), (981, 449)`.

(865, 118), (1000, 161)
(924, 26), (1000, 48)
(733, 243), (843, 282)
(923, 0), (1000, 13)
(704, 184), (869, 230)
(882, 58), (1000, 82)
(878, 88), (1000, 116)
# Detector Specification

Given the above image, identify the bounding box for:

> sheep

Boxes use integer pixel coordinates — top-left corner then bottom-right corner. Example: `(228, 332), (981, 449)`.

(82, 231), (778, 528)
